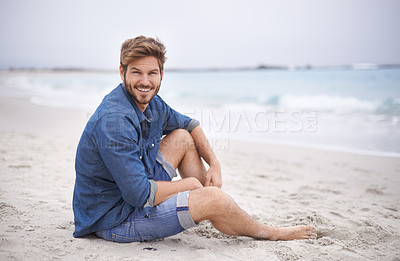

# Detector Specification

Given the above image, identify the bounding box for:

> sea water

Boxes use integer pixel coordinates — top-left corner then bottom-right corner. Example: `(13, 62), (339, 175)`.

(0, 68), (399, 156)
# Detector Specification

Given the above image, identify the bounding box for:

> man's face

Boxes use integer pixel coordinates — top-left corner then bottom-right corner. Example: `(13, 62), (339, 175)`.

(120, 56), (163, 112)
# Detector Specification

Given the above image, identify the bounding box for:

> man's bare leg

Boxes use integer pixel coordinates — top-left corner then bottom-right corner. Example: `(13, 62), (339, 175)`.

(160, 129), (317, 240)
(189, 187), (317, 240)
(159, 129), (207, 184)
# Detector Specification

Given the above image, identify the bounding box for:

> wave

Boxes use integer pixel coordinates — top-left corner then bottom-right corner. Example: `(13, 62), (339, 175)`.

(277, 95), (400, 116)
(221, 94), (398, 115)
(2, 71), (399, 117)
(376, 98), (400, 116)
(276, 94), (379, 113)
(0, 72), (117, 110)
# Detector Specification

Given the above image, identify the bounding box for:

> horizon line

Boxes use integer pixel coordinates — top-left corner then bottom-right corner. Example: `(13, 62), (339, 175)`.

(2, 63), (400, 73)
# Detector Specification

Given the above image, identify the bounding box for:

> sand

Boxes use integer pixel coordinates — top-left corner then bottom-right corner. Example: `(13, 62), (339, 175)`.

(0, 96), (399, 260)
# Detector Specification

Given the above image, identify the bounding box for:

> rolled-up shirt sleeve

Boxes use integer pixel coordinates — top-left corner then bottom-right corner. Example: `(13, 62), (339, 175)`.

(94, 114), (157, 208)
(144, 180), (158, 208)
(186, 119), (200, 132)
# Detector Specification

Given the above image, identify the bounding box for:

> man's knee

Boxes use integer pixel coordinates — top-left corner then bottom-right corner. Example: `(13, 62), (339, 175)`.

(184, 177), (203, 190)
(164, 129), (195, 151)
(174, 129), (195, 147)
(203, 187), (233, 209)
(168, 129), (192, 140)
(189, 187), (233, 221)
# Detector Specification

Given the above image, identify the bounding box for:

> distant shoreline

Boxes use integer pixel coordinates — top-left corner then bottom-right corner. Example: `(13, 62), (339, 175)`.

(2, 63), (400, 73)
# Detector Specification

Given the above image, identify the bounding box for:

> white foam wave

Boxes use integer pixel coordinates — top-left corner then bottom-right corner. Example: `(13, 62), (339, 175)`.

(0, 72), (117, 110)
(219, 95), (379, 115)
(279, 94), (378, 113)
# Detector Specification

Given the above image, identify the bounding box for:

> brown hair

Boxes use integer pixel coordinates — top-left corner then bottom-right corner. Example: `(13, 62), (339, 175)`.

(120, 36), (167, 74)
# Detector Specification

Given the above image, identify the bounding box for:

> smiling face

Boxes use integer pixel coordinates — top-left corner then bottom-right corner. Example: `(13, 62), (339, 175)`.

(120, 56), (163, 112)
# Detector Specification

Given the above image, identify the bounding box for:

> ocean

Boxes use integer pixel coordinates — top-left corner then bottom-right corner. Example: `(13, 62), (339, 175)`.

(1, 68), (399, 156)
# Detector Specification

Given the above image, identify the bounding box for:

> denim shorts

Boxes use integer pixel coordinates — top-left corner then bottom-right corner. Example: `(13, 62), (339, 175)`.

(96, 152), (197, 243)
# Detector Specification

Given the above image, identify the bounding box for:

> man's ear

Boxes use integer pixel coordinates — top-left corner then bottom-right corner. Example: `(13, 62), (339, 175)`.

(161, 69), (164, 81)
(119, 65), (125, 81)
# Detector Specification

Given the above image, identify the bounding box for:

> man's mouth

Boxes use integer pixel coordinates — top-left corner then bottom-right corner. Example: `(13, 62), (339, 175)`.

(136, 87), (152, 92)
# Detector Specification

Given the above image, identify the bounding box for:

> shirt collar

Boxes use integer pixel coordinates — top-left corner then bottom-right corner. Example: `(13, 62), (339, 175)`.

(120, 83), (153, 123)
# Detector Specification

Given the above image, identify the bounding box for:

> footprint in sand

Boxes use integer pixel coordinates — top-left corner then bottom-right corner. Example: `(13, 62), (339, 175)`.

(383, 206), (397, 212)
(353, 167), (370, 174)
(365, 187), (384, 195)
(329, 211), (345, 218)
(8, 164), (32, 169)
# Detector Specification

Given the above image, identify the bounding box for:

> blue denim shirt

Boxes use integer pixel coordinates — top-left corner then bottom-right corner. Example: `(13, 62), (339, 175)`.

(73, 83), (199, 237)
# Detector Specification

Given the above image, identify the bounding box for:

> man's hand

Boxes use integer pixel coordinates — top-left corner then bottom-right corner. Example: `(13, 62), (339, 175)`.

(205, 161), (222, 188)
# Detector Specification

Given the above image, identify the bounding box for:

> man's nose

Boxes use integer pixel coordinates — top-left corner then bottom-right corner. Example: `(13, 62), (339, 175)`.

(139, 74), (150, 86)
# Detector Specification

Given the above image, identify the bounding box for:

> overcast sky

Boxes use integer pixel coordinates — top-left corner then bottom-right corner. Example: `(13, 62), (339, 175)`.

(1, 0), (400, 70)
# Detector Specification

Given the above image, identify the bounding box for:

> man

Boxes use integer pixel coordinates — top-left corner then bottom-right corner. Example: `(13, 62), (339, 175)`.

(72, 36), (316, 242)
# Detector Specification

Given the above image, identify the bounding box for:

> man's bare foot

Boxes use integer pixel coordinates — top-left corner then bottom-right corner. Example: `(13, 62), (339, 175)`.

(267, 225), (317, 241)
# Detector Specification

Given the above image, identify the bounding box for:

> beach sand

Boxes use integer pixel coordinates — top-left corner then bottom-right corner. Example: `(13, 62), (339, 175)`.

(1, 96), (399, 260)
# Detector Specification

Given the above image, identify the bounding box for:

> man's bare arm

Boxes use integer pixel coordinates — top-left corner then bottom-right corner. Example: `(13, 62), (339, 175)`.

(189, 126), (222, 188)
(154, 178), (202, 206)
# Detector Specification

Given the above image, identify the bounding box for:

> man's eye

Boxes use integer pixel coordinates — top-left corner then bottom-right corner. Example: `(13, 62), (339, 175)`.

(132, 71), (140, 74)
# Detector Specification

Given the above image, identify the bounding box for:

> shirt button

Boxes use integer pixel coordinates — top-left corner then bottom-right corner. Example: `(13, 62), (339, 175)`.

(151, 143), (154, 147)
(139, 156), (142, 160)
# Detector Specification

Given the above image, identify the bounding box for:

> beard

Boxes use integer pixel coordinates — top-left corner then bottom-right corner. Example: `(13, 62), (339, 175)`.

(124, 79), (161, 107)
